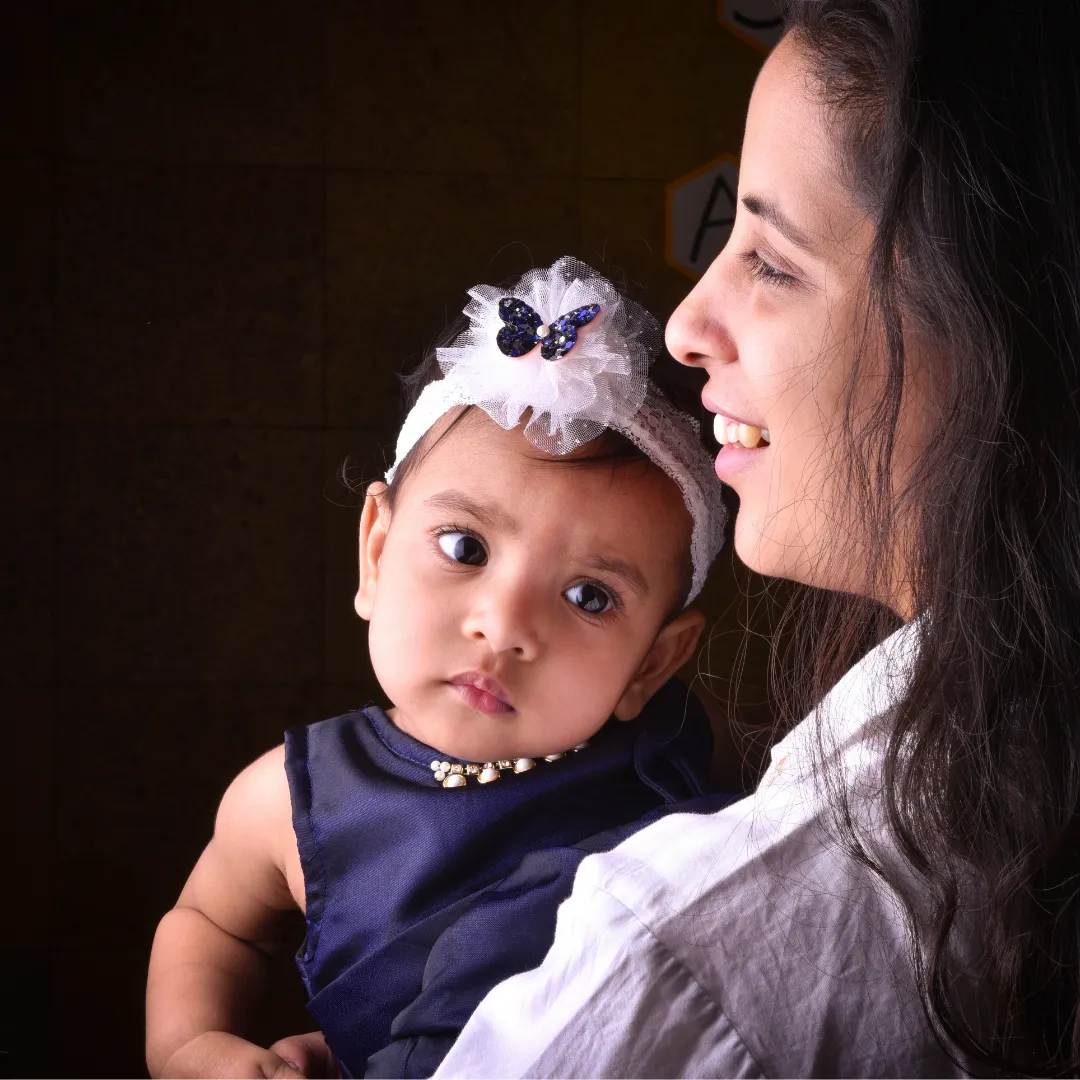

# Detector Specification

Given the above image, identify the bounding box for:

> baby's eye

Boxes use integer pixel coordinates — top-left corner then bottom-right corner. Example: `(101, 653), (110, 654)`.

(437, 531), (487, 566)
(564, 582), (614, 615)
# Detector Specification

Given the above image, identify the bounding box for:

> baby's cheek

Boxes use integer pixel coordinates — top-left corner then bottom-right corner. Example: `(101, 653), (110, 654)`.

(368, 573), (441, 691)
(366, 608), (407, 701)
(544, 643), (633, 735)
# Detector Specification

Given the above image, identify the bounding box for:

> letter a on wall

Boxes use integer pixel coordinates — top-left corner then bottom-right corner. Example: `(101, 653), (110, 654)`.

(665, 153), (740, 280)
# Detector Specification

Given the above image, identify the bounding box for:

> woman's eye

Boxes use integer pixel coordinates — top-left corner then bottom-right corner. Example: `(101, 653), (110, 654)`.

(437, 531), (487, 566)
(564, 582), (614, 615)
(741, 250), (796, 288)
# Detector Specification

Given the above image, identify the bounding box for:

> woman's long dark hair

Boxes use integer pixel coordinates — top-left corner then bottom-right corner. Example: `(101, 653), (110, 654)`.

(771, 0), (1080, 1073)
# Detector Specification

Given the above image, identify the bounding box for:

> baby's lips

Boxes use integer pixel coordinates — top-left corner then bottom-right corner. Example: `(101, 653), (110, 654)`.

(449, 671), (513, 709)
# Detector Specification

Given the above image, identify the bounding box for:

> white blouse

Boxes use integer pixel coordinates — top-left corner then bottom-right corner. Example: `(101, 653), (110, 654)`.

(434, 621), (969, 1078)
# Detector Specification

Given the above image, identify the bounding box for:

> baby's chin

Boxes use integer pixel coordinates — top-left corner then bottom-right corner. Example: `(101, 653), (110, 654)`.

(389, 701), (599, 764)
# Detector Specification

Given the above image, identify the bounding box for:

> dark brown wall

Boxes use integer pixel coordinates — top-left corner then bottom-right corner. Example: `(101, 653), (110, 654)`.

(2, 2), (773, 1075)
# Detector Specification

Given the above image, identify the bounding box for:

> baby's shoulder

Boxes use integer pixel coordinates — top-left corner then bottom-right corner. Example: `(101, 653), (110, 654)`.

(215, 743), (304, 906)
(219, 743), (291, 822)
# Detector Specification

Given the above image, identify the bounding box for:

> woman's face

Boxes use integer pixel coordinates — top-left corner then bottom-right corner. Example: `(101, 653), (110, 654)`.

(667, 36), (927, 605)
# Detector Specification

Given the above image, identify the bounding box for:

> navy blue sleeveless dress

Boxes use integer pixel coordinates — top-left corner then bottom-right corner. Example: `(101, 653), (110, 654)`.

(283, 678), (731, 1078)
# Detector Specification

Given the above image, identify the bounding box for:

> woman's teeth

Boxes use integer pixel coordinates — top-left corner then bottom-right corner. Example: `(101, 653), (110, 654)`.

(713, 414), (770, 449)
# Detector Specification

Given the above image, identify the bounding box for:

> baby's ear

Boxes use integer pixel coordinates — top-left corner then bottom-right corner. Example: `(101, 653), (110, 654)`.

(354, 481), (391, 621)
(613, 608), (706, 722)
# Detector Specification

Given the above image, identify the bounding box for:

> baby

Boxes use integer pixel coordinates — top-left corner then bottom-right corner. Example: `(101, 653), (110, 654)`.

(145, 258), (729, 1079)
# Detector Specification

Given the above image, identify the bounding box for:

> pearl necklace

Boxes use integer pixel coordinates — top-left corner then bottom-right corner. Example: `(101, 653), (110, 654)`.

(429, 740), (589, 788)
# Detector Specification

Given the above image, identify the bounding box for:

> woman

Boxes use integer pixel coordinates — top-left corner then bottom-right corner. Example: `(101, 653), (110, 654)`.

(280, 0), (1080, 1074)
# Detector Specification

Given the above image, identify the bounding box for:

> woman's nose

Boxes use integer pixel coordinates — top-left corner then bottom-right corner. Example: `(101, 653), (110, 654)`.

(460, 577), (544, 661)
(665, 265), (737, 372)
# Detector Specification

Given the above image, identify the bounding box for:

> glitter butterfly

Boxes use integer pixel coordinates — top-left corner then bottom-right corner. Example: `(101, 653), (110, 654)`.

(496, 297), (602, 361)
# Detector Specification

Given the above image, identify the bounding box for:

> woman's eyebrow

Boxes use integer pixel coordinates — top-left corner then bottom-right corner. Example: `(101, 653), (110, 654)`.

(423, 489), (515, 532)
(741, 192), (818, 255)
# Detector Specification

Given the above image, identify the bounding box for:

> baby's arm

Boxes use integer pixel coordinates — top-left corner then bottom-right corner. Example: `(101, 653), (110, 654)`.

(146, 745), (306, 1078)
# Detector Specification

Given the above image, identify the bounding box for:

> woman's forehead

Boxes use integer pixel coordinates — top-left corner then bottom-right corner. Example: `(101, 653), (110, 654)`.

(741, 36), (870, 264)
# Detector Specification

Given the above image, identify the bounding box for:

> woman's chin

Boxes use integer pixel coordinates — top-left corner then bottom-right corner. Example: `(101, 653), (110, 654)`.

(732, 516), (791, 582)
(731, 515), (767, 576)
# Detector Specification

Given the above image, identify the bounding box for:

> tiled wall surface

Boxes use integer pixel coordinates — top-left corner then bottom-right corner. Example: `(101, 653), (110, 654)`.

(3, 2), (774, 1075)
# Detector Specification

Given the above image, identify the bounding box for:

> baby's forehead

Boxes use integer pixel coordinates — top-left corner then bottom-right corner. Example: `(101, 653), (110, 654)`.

(403, 409), (692, 550)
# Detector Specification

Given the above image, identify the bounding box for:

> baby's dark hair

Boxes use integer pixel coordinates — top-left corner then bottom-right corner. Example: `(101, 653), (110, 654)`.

(385, 309), (714, 615)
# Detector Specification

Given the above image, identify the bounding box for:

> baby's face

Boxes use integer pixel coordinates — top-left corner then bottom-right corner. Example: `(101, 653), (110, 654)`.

(356, 410), (698, 761)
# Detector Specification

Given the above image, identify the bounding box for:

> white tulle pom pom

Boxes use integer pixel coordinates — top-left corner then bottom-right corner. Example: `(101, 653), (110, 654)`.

(430, 256), (660, 455)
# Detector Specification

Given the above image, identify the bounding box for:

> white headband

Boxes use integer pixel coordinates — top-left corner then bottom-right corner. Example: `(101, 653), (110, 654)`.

(386, 257), (727, 603)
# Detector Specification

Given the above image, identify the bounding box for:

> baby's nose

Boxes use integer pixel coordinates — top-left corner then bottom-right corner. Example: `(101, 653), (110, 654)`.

(461, 578), (544, 661)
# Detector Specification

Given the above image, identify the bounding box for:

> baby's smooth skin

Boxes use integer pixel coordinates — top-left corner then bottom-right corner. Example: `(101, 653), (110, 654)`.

(145, 409), (705, 1079)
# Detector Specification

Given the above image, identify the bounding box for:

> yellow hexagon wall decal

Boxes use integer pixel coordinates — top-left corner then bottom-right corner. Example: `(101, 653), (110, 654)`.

(718, 0), (785, 53)
(665, 152), (740, 280)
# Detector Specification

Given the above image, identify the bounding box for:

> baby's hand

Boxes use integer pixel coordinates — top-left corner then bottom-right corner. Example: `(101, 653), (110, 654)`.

(161, 1030), (309, 1078)
(268, 1032), (341, 1079)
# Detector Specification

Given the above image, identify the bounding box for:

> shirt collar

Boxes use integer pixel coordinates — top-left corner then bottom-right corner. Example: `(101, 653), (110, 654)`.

(769, 615), (924, 769)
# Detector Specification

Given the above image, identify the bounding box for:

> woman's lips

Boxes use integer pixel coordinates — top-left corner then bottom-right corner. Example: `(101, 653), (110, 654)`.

(700, 399), (771, 482)
(448, 672), (515, 715)
(702, 396), (770, 452)
(701, 396), (766, 429)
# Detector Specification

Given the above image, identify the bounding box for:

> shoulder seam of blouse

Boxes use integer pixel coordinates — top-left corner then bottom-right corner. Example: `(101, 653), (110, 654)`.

(588, 877), (766, 1078)
(296, 736), (329, 970)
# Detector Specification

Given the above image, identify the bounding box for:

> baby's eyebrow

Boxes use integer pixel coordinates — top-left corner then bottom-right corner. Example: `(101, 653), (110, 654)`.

(424, 489), (515, 532)
(584, 554), (649, 600)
